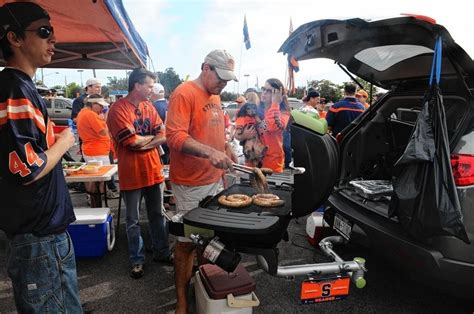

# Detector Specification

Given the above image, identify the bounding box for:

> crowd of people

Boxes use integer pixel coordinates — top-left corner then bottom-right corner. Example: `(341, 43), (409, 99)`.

(0, 2), (374, 313)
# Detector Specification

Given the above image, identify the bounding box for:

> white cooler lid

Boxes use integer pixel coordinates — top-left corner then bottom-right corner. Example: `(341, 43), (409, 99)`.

(71, 207), (110, 224)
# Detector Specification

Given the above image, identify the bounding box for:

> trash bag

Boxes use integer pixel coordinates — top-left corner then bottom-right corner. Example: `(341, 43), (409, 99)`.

(390, 38), (469, 244)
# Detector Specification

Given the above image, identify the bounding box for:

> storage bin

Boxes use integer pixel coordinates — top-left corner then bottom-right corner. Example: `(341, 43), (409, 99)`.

(67, 207), (115, 258)
(195, 264), (259, 314)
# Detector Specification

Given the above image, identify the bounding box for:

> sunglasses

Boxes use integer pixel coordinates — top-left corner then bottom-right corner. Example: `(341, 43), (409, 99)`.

(24, 26), (54, 39)
(208, 65), (227, 83)
(135, 108), (144, 125)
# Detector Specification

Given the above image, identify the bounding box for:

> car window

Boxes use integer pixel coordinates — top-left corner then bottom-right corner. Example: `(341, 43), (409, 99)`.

(55, 99), (71, 109)
(227, 103), (238, 109)
(43, 98), (52, 108)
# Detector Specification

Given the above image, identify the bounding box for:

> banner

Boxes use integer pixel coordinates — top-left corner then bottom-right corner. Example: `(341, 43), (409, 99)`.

(243, 15), (251, 50)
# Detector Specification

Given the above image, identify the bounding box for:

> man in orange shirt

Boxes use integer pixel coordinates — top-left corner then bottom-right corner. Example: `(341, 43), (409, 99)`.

(107, 68), (172, 279)
(166, 49), (237, 313)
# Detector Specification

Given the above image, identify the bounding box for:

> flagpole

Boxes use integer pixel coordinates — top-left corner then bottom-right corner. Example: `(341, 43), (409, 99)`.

(238, 39), (243, 94)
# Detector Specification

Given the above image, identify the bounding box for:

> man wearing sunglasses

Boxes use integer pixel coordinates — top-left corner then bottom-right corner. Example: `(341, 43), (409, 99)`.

(0, 2), (82, 312)
(166, 49), (238, 314)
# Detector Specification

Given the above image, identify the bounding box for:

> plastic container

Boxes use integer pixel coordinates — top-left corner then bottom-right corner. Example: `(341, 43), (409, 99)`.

(53, 125), (68, 133)
(67, 207), (115, 258)
(195, 264), (259, 314)
(349, 180), (393, 201)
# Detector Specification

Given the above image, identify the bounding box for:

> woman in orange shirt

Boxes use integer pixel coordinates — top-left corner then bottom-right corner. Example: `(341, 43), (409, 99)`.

(76, 94), (118, 205)
(236, 78), (290, 172)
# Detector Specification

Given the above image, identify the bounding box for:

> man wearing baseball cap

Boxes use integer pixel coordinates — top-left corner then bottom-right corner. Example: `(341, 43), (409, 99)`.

(0, 2), (82, 311)
(71, 77), (102, 122)
(166, 49), (238, 313)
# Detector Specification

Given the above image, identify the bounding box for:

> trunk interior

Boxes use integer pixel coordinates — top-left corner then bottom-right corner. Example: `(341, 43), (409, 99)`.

(337, 93), (470, 220)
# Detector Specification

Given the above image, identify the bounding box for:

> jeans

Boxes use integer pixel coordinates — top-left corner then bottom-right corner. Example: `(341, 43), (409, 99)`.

(122, 183), (170, 265)
(7, 232), (82, 313)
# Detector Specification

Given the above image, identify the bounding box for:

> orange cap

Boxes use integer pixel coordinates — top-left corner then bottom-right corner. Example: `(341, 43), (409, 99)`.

(356, 90), (368, 98)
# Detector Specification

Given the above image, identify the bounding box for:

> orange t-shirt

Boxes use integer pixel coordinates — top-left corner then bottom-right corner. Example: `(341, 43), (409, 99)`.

(76, 107), (110, 156)
(106, 98), (164, 191)
(319, 110), (327, 119)
(259, 103), (290, 173)
(166, 81), (225, 186)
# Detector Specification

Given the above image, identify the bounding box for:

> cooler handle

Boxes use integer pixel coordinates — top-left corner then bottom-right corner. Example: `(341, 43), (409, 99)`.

(227, 292), (260, 308)
(107, 217), (116, 251)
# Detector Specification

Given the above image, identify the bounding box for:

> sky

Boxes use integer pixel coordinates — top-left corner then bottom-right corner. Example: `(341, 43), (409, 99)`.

(39, 0), (474, 95)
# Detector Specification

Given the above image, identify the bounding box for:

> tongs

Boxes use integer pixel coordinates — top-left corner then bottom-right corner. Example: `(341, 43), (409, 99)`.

(232, 163), (273, 175)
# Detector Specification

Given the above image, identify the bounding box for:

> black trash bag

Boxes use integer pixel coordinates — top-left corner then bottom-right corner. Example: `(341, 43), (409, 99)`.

(390, 83), (470, 244)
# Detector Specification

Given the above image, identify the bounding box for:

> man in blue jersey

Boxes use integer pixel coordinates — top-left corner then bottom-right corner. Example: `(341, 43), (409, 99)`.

(326, 83), (366, 136)
(0, 2), (82, 312)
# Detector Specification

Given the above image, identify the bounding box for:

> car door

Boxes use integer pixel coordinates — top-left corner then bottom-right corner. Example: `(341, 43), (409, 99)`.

(290, 111), (339, 218)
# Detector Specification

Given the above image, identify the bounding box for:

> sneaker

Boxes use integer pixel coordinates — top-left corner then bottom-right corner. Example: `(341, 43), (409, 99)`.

(106, 190), (120, 199)
(153, 253), (174, 265)
(130, 264), (144, 279)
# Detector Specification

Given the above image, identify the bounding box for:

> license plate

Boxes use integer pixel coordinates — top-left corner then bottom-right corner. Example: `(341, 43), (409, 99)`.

(333, 213), (352, 240)
(300, 276), (350, 304)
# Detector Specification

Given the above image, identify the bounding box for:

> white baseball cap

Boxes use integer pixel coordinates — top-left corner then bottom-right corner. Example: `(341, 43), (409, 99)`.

(152, 83), (165, 95)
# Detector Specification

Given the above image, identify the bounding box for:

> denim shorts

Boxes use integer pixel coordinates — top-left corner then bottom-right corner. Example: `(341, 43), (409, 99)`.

(7, 232), (82, 313)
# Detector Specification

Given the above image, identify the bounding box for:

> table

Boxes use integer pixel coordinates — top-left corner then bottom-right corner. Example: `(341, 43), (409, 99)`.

(65, 165), (118, 207)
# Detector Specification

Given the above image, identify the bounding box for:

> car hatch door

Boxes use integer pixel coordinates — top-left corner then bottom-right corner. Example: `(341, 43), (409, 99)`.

(279, 17), (474, 90)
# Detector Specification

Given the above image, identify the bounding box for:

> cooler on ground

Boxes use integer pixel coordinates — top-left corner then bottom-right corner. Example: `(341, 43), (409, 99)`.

(67, 207), (115, 258)
(195, 264), (260, 314)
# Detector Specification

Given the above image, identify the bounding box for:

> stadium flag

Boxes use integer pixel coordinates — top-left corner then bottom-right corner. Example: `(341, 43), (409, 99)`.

(243, 15), (251, 50)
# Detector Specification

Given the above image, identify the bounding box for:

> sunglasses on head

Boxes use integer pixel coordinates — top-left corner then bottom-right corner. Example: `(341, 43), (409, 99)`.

(24, 25), (54, 39)
(135, 108), (144, 124)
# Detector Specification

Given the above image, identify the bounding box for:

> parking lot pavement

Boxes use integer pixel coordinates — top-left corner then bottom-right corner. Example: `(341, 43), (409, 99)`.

(1, 192), (474, 312)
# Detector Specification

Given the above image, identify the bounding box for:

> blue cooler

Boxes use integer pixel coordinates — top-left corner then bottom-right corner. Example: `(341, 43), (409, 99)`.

(68, 207), (115, 258)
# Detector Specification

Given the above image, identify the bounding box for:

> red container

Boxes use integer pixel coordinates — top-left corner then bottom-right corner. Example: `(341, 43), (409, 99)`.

(198, 264), (256, 300)
(53, 125), (68, 133)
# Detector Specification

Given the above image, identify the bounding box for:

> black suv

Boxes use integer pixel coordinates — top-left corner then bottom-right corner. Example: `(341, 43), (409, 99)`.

(280, 16), (474, 297)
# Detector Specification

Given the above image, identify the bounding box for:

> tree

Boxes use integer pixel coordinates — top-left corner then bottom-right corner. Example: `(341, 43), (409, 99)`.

(106, 76), (128, 93)
(66, 82), (82, 99)
(220, 91), (239, 102)
(307, 79), (343, 103)
(156, 68), (182, 96)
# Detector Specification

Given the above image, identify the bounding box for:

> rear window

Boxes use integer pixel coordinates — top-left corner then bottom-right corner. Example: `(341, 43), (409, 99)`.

(454, 130), (474, 155)
(43, 98), (52, 108)
(355, 45), (433, 71)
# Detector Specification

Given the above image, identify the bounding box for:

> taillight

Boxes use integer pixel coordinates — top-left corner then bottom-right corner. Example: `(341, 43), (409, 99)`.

(451, 154), (474, 186)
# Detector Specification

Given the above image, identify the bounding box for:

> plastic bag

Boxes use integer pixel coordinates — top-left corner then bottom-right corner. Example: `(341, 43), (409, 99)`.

(390, 38), (469, 244)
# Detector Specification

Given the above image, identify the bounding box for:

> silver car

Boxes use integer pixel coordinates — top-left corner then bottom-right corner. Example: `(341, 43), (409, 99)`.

(43, 97), (73, 125)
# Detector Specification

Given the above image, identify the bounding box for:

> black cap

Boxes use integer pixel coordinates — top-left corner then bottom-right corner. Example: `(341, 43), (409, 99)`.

(303, 90), (320, 102)
(0, 2), (50, 39)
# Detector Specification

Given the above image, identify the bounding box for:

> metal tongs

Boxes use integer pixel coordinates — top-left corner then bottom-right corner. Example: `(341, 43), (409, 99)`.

(232, 163), (273, 175)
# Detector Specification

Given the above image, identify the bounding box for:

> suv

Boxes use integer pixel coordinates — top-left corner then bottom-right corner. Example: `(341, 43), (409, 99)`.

(280, 16), (474, 297)
(43, 96), (73, 125)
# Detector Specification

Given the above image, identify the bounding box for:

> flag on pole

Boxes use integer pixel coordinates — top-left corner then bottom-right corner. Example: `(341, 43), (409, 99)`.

(243, 15), (251, 50)
(287, 17), (299, 95)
